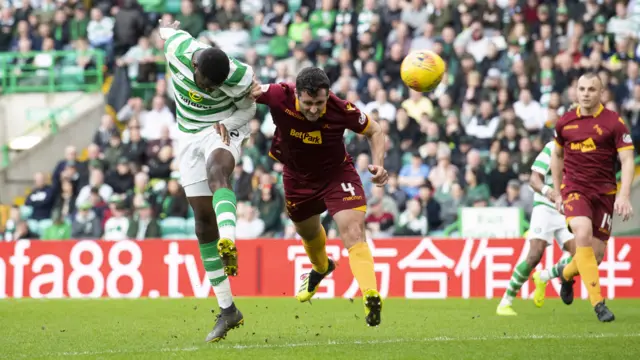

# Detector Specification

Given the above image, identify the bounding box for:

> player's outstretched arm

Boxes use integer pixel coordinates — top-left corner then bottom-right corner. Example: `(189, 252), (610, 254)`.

(362, 118), (388, 186)
(550, 144), (564, 212)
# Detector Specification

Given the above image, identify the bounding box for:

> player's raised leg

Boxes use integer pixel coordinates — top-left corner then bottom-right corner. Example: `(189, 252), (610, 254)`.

(188, 196), (243, 342)
(497, 238), (547, 316)
(178, 134), (243, 343)
(206, 148), (241, 277)
(333, 208), (381, 326)
(293, 213), (336, 302)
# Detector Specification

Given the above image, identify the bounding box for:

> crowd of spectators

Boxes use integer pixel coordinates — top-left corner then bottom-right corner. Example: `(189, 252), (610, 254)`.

(2, 0), (640, 241)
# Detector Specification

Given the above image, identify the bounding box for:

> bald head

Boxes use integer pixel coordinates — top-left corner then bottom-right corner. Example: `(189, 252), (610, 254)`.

(576, 73), (603, 113)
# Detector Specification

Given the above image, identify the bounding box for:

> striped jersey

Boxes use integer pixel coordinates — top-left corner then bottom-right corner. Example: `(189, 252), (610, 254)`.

(163, 30), (254, 133)
(530, 141), (555, 208)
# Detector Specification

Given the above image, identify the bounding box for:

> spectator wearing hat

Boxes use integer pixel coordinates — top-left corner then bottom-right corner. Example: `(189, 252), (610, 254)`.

(106, 157), (135, 194)
(127, 200), (160, 240)
(71, 201), (102, 239)
(103, 133), (124, 171)
(41, 209), (71, 240)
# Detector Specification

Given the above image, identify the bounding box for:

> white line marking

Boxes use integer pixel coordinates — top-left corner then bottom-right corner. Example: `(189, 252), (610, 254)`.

(10, 332), (639, 358)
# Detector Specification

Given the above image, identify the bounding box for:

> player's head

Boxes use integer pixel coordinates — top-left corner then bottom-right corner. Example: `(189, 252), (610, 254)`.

(295, 67), (330, 122)
(193, 48), (230, 92)
(576, 72), (603, 110)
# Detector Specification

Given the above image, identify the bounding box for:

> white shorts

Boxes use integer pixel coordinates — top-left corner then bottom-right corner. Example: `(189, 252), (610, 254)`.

(176, 123), (250, 197)
(526, 205), (574, 248)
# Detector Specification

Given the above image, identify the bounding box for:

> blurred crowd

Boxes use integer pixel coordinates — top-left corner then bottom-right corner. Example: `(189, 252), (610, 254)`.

(2, 0), (640, 241)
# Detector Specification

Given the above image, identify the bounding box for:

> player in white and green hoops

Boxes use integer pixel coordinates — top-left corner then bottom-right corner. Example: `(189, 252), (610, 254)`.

(497, 141), (577, 316)
(159, 19), (258, 342)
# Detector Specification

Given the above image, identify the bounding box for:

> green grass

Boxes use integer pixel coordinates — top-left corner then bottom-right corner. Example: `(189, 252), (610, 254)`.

(2, 298), (640, 359)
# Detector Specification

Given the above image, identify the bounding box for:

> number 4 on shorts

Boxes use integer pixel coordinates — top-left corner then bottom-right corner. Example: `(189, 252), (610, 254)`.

(341, 182), (356, 196)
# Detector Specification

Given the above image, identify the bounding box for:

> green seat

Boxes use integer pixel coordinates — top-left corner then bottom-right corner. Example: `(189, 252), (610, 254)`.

(20, 206), (33, 220)
(185, 218), (195, 234)
(160, 217), (186, 236)
(27, 219), (39, 234)
(401, 151), (413, 166)
(38, 219), (53, 234)
(162, 233), (188, 240)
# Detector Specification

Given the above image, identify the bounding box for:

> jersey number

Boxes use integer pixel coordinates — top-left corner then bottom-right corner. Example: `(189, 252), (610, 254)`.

(229, 130), (239, 138)
(341, 182), (356, 197)
(600, 213), (612, 232)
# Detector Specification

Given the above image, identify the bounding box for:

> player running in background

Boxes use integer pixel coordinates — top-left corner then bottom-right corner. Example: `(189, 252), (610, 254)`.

(496, 141), (577, 316)
(551, 73), (635, 322)
(159, 20), (257, 341)
(252, 67), (388, 326)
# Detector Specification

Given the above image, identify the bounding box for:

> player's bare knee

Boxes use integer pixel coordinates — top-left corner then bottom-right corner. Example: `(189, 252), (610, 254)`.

(525, 240), (545, 267)
(295, 222), (321, 241)
(340, 222), (366, 249)
(206, 165), (230, 192)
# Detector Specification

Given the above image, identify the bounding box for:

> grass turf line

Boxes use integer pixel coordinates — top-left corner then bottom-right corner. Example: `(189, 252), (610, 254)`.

(2, 298), (640, 360)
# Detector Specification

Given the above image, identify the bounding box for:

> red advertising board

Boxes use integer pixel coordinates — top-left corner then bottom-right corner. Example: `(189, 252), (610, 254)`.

(0, 237), (637, 299)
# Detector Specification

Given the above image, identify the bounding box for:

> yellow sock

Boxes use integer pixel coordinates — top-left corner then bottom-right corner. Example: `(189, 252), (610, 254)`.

(348, 242), (377, 294)
(575, 246), (603, 307)
(562, 257), (580, 281)
(302, 226), (329, 273)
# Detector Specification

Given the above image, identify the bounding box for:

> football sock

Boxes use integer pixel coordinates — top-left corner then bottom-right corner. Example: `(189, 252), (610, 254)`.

(499, 261), (532, 307)
(302, 226), (329, 273)
(574, 246), (603, 307)
(539, 257), (573, 282)
(562, 256), (580, 281)
(212, 188), (237, 242)
(348, 242), (377, 294)
(199, 242), (233, 308)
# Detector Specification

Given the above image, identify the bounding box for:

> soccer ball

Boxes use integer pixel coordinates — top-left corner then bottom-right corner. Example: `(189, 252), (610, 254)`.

(400, 50), (446, 93)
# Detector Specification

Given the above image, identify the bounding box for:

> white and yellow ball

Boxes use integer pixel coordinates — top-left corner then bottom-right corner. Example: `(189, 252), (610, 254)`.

(400, 50), (446, 93)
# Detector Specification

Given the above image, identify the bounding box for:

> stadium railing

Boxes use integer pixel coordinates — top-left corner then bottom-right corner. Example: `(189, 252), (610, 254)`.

(0, 50), (104, 94)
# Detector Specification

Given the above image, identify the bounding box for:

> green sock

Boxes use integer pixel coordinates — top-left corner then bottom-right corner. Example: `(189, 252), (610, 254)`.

(200, 242), (227, 286)
(500, 261), (532, 305)
(540, 257), (572, 282)
(212, 188), (237, 242)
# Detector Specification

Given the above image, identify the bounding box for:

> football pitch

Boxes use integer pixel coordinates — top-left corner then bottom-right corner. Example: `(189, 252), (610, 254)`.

(2, 298), (640, 360)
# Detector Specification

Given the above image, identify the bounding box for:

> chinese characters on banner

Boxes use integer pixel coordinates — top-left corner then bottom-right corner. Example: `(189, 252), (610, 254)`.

(0, 238), (636, 299)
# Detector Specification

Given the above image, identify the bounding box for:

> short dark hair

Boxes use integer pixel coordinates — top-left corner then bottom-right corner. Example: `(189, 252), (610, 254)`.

(295, 67), (330, 97)
(197, 48), (230, 86)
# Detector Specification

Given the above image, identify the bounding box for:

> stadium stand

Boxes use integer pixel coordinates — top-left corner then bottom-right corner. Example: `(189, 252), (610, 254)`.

(1, 0), (640, 241)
